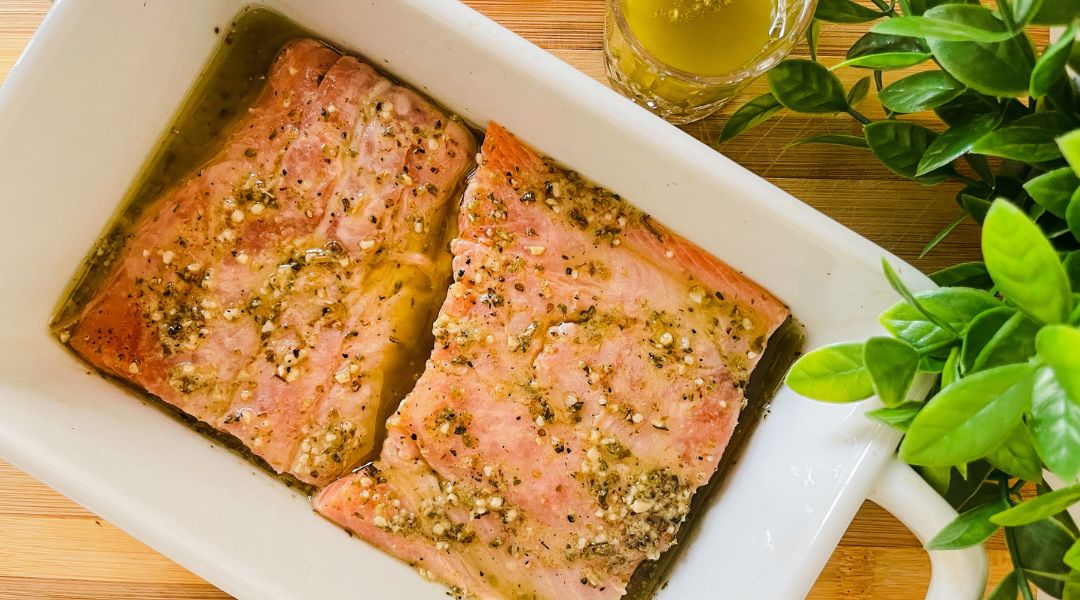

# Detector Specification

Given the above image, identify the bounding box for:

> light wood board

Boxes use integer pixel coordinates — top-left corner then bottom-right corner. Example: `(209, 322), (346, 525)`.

(1, 1), (1043, 598)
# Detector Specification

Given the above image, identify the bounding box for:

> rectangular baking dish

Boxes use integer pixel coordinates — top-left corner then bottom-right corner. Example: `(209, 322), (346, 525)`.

(0, 1), (983, 598)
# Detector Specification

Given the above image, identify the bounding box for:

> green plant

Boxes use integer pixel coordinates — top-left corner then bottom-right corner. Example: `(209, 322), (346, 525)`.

(721, 0), (1080, 257)
(788, 195), (1080, 595)
(731, 2), (1080, 594)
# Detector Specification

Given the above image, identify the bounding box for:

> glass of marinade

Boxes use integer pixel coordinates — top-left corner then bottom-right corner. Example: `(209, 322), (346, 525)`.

(604, 0), (817, 124)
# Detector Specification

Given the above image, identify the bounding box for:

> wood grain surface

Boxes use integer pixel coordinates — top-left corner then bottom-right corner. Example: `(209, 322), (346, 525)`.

(0, 1), (1043, 598)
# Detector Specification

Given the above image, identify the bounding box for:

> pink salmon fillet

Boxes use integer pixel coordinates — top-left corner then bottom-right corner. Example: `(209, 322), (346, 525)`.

(315, 123), (789, 599)
(63, 39), (475, 486)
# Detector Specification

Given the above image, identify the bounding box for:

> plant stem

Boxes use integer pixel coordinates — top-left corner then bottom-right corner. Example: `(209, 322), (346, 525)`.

(868, 0), (893, 15)
(1001, 478), (1036, 600)
(874, 70), (884, 93)
(998, 0), (1018, 32)
(1006, 526), (1036, 600)
(846, 107), (871, 124)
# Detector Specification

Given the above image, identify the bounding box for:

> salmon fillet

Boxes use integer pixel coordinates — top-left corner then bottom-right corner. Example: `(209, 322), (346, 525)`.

(315, 123), (789, 599)
(61, 39), (475, 487)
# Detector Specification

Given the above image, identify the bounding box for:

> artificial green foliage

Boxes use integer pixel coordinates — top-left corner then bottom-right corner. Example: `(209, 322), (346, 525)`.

(787, 200), (1080, 599)
(739, 3), (1080, 595)
(722, 0), (1080, 259)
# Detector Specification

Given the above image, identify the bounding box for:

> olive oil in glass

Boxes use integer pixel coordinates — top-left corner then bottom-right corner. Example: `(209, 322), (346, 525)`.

(624, 0), (778, 76)
(604, 0), (817, 124)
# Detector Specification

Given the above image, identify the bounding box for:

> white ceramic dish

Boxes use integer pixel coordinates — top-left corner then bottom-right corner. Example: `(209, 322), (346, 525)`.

(0, 1), (986, 598)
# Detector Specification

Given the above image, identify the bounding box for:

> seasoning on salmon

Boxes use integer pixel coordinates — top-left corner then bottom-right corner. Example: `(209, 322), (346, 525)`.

(57, 39), (475, 487)
(314, 123), (790, 599)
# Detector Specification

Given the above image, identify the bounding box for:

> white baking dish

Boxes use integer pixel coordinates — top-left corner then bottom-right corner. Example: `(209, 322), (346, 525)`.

(0, 1), (986, 598)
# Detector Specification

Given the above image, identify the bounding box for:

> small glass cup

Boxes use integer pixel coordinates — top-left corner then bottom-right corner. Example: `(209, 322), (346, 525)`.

(604, 0), (818, 125)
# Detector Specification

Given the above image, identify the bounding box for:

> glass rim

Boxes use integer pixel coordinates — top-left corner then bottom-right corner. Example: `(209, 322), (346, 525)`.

(608, 0), (820, 86)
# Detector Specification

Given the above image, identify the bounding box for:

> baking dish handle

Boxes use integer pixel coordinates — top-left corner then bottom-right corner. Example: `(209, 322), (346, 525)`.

(868, 458), (988, 600)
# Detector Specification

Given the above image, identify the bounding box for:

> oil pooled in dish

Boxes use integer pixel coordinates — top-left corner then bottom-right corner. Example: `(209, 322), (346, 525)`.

(315, 123), (801, 600)
(52, 11), (475, 488)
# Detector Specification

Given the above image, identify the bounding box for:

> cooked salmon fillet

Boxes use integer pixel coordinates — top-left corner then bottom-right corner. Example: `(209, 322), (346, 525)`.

(61, 39), (475, 486)
(315, 123), (789, 599)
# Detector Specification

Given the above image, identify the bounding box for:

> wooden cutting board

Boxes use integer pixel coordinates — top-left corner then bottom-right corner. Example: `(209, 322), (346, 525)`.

(0, 1), (1029, 598)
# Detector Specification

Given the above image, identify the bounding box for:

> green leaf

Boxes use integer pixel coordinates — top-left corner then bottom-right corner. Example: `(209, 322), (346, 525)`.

(1010, 0), (1045, 23)
(786, 134), (869, 148)
(964, 153), (996, 185)
(935, 91), (1001, 126)
(926, 13), (1035, 98)
(1037, 325), (1080, 403)
(939, 460), (1001, 511)
(907, 0), (981, 17)
(1014, 513), (1077, 597)
(982, 200), (1073, 324)
(971, 126), (1064, 162)
(941, 346), (961, 389)
(882, 259), (956, 334)
(872, 6), (1014, 42)
(863, 336), (920, 407)
(786, 343), (874, 402)
(806, 19), (820, 61)
(930, 261), (993, 289)
(1073, 35), (1080, 73)
(1009, 0), (1046, 26)
(1068, 191), (1080, 244)
(1066, 251), (1080, 293)
(985, 571), (1018, 600)
(1066, 538), (1080, 571)
(899, 362), (1035, 466)
(815, 0), (886, 23)
(993, 484), (1080, 526)
(1040, 212), (1074, 240)
(767, 60), (849, 113)
(841, 31), (934, 70)
(916, 111), (1002, 176)
(919, 213), (967, 258)
(865, 121), (949, 183)
(1031, 26), (1077, 99)
(1032, 0), (1080, 24)
(958, 190), (992, 224)
(1068, 575), (1080, 600)
(717, 93), (783, 143)
(867, 402), (923, 431)
(938, 461), (998, 510)
(880, 288), (1001, 351)
(919, 351), (949, 373)
(975, 311), (1041, 372)
(1062, 130), (1080, 177)
(847, 31), (928, 58)
(879, 71), (967, 114)
(927, 498), (1009, 549)
(921, 464), (954, 495)
(1030, 365), (1080, 482)
(1011, 110), (1077, 132)
(847, 76), (871, 106)
(1025, 167), (1079, 218)
(833, 52), (933, 70)
(987, 424), (1044, 482)
(959, 306), (1015, 371)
